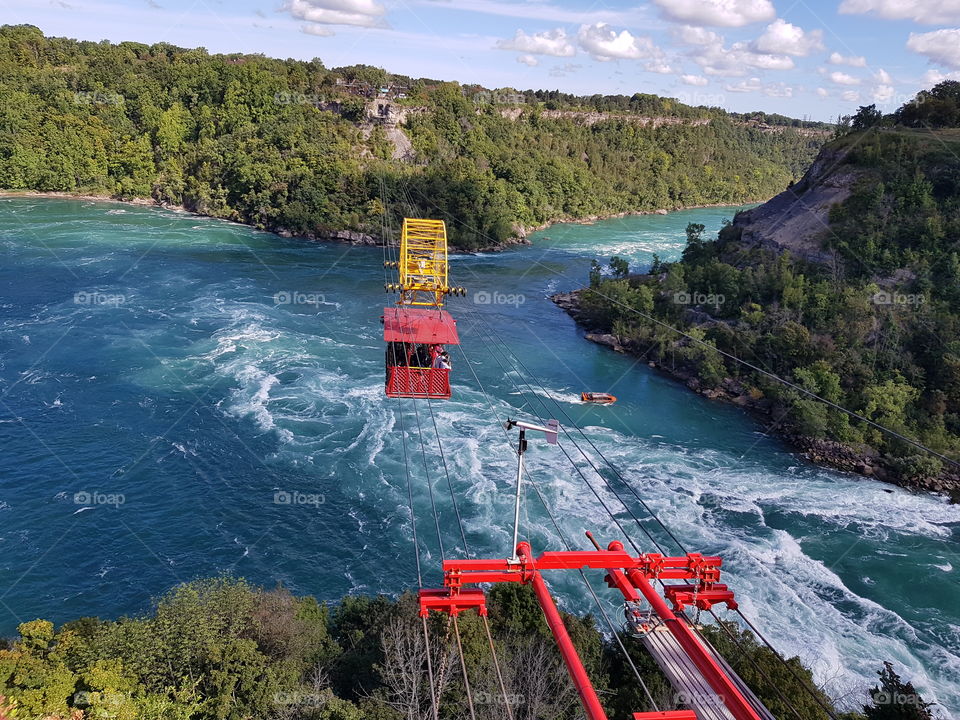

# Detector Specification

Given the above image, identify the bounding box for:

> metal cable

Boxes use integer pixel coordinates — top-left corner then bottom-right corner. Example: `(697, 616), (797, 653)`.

(734, 608), (840, 720)
(427, 395), (470, 556)
(705, 608), (810, 720)
(453, 615), (478, 720)
(396, 397), (423, 587)
(467, 312), (659, 555)
(453, 316), (661, 710)
(410, 396), (446, 562)
(482, 614), (516, 720)
(421, 615), (440, 720)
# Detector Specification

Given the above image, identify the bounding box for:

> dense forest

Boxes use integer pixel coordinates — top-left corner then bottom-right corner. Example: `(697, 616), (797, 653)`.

(0, 25), (825, 249)
(0, 577), (930, 719)
(575, 84), (960, 491)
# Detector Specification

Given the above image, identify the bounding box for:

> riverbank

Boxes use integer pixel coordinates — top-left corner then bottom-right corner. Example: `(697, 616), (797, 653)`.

(552, 289), (960, 497)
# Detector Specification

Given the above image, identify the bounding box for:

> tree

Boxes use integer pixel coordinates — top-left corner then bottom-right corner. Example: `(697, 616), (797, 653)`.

(863, 662), (934, 720)
(851, 104), (883, 131)
(610, 255), (629, 279)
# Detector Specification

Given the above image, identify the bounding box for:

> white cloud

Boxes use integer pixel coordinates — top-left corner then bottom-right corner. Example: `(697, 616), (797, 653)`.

(413, 0), (641, 26)
(907, 29), (960, 70)
(753, 19), (824, 56)
(828, 71), (861, 85)
(839, 0), (960, 25)
(724, 78), (794, 96)
(301, 23), (335, 35)
(872, 84), (895, 102)
(874, 68), (893, 84)
(516, 54), (539, 66)
(693, 39), (794, 75)
(924, 68), (960, 83)
(842, 90), (861, 102)
(681, 73), (710, 85)
(816, 87), (830, 97)
(645, 59), (675, 74)
(725, 77), (763, 92)
(549, 62), (582, 77)
(653, 0), (775, 27)
(577, 23), (662, 61)
(286, 0), (388, 28)
(828, 51), (867, 67)
(673, 25), (723, 45)
(764, 81), (794, 97)
(496, 28), (576, 57)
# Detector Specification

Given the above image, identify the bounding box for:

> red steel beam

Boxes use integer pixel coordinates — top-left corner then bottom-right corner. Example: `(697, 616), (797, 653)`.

(600, 553), (757, 720)
(516, 542), (609, 720)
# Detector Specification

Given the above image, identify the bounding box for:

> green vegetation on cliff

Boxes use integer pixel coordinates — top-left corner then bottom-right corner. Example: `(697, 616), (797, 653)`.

(577, 85), (960, 490)
(0, 577), (926, 720)
(0, 24), (823, 249)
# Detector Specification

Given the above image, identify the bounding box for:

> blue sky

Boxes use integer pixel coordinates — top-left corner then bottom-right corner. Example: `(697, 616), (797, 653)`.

(7, 0), (960, 120)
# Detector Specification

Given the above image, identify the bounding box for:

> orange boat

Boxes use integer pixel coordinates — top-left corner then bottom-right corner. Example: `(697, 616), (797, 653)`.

(581, 392), (617, 404)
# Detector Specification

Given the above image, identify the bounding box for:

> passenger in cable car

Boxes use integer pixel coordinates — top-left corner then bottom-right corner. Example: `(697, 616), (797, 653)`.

(433, 351), (451, 370)
(411, 344), (431, 368)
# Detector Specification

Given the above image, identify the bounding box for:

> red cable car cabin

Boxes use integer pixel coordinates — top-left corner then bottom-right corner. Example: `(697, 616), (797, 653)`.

(383, 306), (460, 399)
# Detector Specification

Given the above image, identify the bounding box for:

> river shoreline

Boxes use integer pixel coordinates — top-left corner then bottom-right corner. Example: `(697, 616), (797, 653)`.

(0, 189), (766, 253)
(551, 289), (960, 498)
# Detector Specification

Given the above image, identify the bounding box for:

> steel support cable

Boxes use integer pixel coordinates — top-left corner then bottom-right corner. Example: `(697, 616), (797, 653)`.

(703, 608), (811, 720)
(397, 398), (440, 720)
(733, 608), (840, 720)
(422, 615), (441, 720)
(566, 286), (960, 471)
(396, 397), (424, 587)
(426, 395), (470, 557)
(410, 394), (446, 562)
(462, 313), (646, 556)
(482, 614), (516, 720)
(387, 181), (839, 719)
(491, 347), (689, 555)
(468, 302), (847, 718)
(386, 177), (960, 471)
(451, 318), (661, 711)
(466, 311), (661, 556)
(525, 470), (662, 712)
(453, 615), (478, 720)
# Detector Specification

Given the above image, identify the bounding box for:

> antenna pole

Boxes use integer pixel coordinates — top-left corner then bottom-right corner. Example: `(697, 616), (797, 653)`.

(510, 427), (526, 562)
(505, 418), (558, 562)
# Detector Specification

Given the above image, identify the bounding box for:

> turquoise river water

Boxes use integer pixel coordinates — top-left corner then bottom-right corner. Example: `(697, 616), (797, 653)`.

(0, 197), (957, 713)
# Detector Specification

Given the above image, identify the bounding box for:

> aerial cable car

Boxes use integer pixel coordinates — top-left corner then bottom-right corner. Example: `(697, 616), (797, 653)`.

(382, 218), (466, 400)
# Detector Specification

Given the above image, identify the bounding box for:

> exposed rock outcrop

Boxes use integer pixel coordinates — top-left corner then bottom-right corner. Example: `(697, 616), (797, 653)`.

(725, 144), (856, 267)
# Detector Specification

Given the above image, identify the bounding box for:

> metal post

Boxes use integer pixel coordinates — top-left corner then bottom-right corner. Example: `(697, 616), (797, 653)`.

(510, 428), (526, 562)
(505, 418), (558, 562)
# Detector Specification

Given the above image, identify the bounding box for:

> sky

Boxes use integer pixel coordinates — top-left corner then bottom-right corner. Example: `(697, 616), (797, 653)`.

(6, 0), (960, 121)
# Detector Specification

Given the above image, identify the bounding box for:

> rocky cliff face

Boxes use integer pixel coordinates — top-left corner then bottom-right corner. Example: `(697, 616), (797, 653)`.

(725, 142), (857, 267)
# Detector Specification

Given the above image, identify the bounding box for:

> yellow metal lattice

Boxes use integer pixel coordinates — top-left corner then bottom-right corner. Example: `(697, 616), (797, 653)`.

(399, 218), (449, 307)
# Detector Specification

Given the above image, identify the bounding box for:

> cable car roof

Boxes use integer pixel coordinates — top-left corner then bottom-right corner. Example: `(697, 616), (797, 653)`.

(382, 307), (460, 345)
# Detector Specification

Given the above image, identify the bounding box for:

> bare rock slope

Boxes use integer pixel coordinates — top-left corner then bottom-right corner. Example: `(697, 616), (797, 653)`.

(727, 144), (857, 266)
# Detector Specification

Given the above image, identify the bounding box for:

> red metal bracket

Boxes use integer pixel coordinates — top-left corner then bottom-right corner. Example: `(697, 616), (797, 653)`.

(418, 588), (487, 617)
(663, 583), (738, 613)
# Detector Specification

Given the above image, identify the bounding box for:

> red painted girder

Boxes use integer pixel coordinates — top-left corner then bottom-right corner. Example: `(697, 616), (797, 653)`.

(516, 543), (609, 720)
(442, 550), (723, 575)
(625, 567), (760, 720)
(633, 713), (697, 719)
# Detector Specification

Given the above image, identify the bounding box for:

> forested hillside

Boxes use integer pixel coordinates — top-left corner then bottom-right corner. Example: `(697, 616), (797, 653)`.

(0, 577), (920, 719)
(569, 85), (960, 492)
(0, 25), (825, 249)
